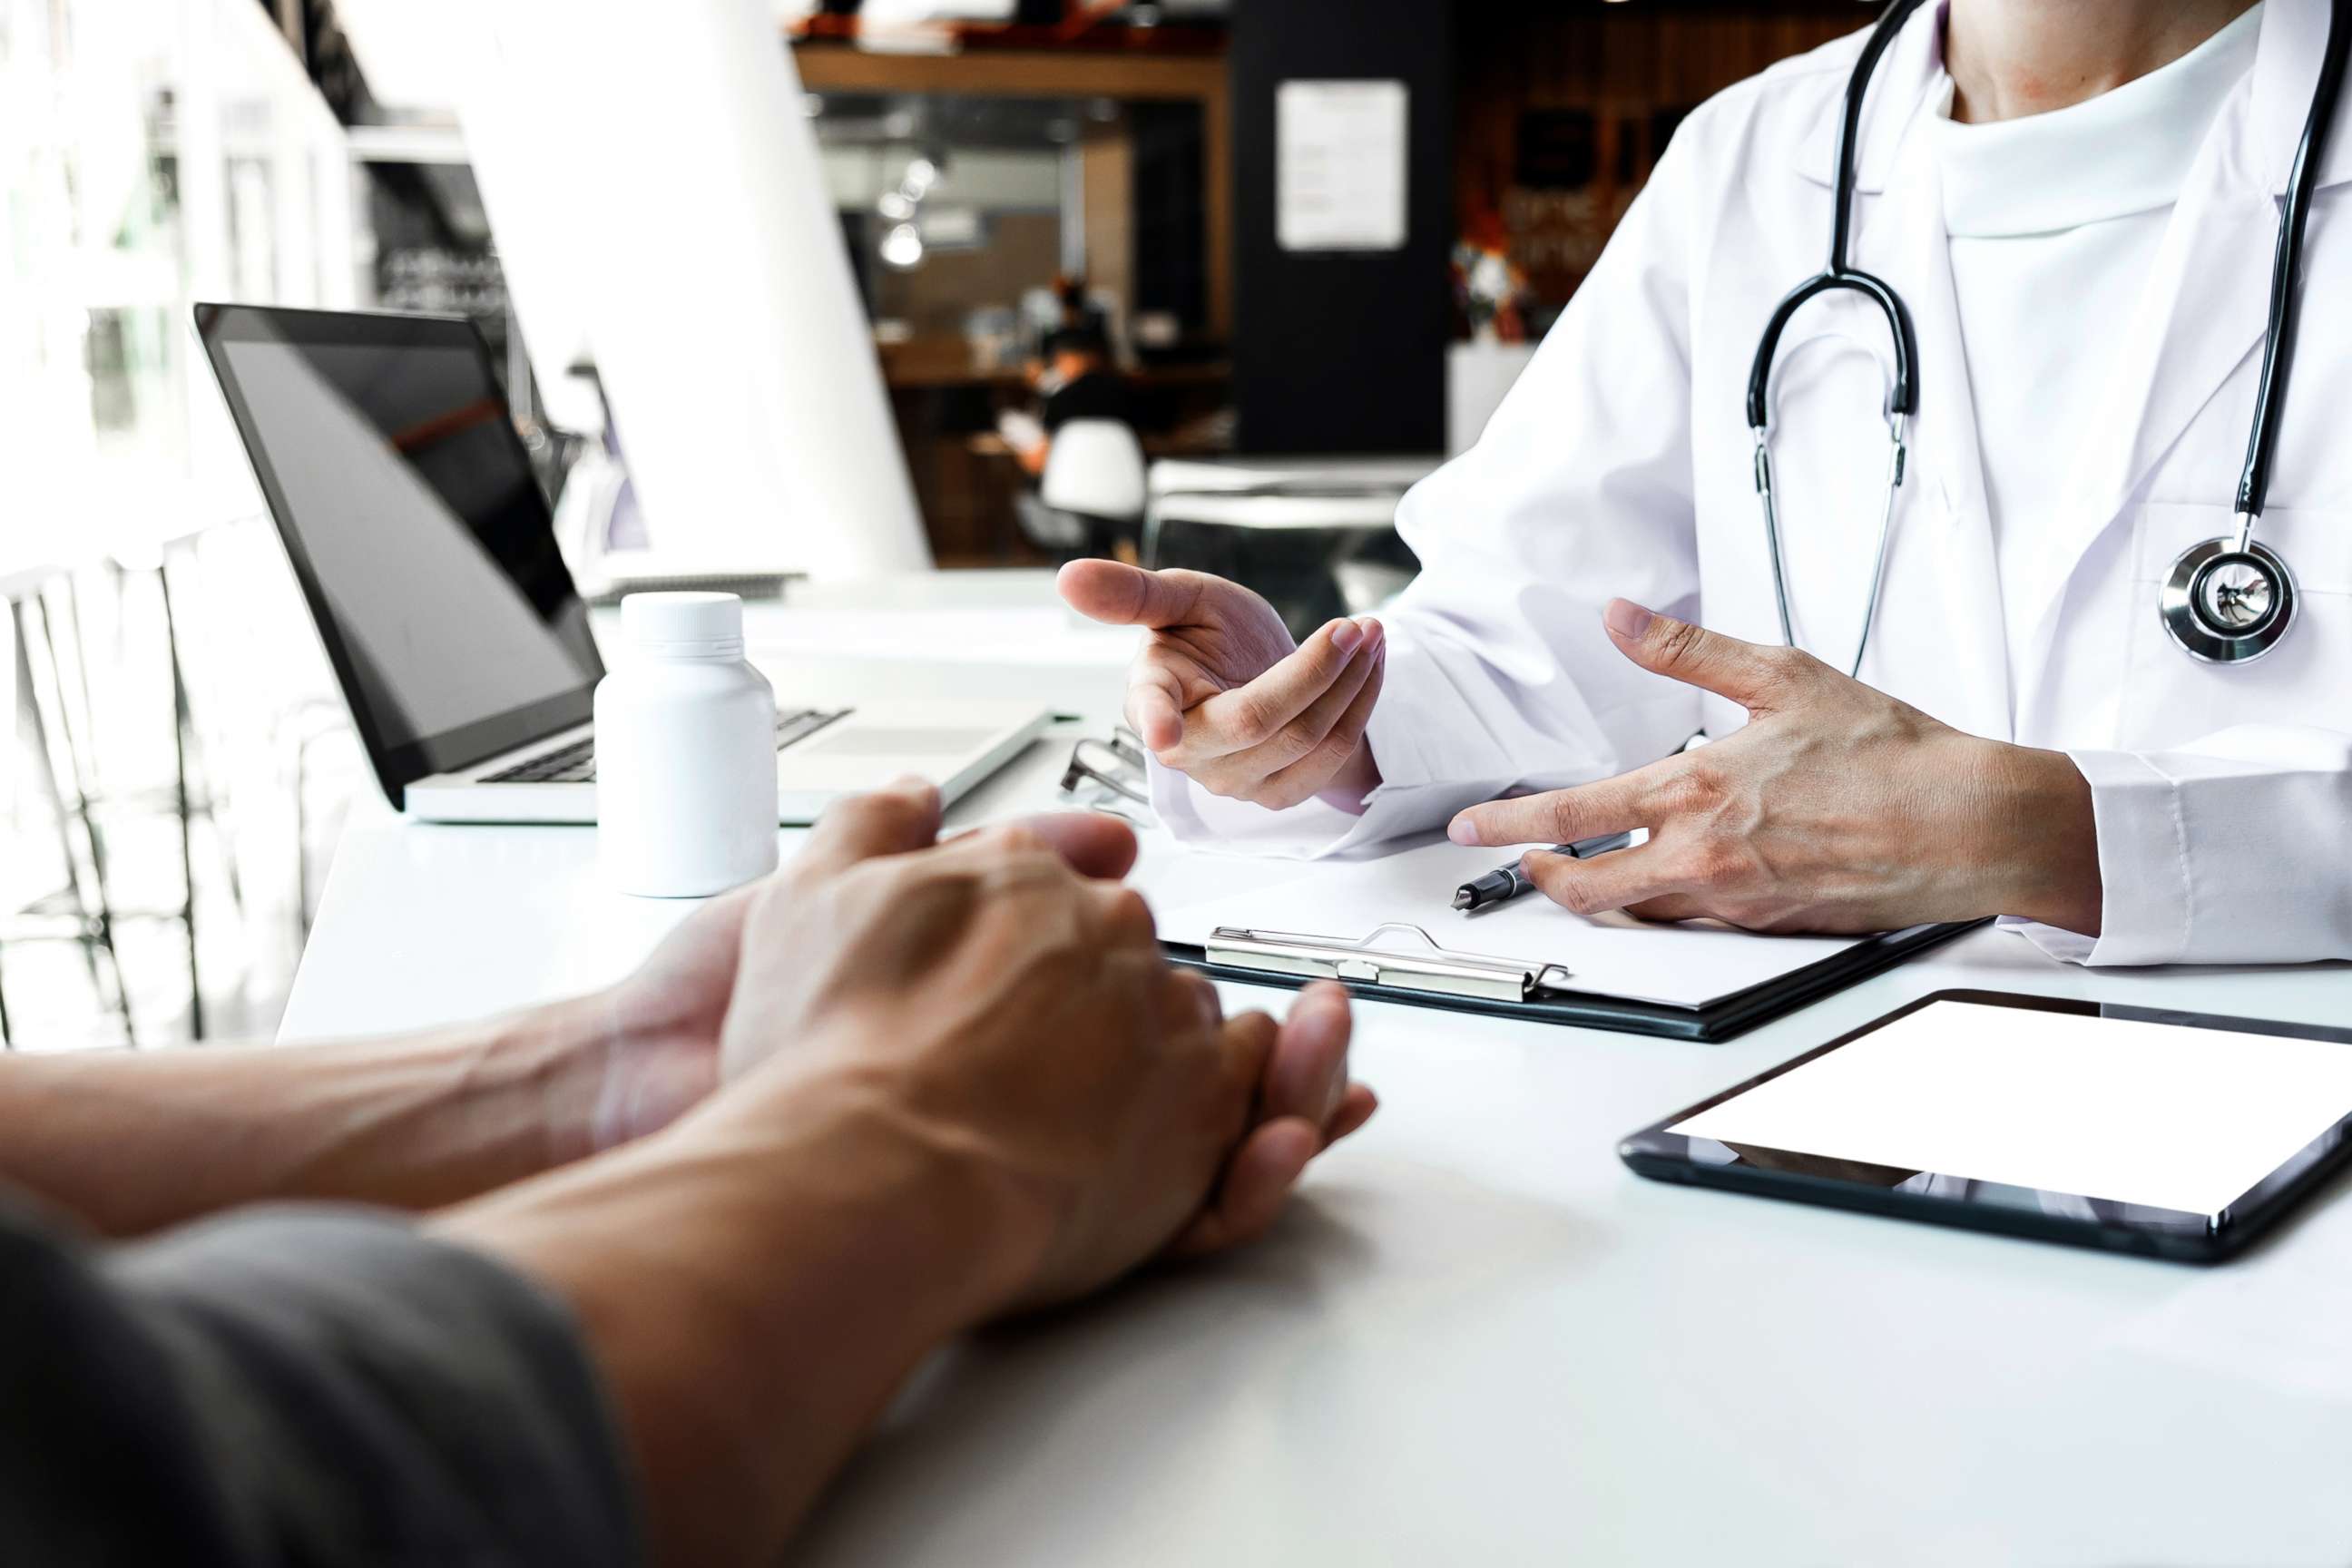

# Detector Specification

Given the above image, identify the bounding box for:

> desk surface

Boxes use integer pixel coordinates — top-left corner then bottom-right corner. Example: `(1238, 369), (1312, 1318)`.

(286, 580), (2352, 1567)
(730, 573), (1137, 720)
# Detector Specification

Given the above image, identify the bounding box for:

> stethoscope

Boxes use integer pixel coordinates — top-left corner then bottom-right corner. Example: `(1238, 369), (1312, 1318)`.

(1749, 0), (2349, 673)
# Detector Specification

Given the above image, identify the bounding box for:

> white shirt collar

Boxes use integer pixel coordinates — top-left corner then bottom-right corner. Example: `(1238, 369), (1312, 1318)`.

(1931, 4), (2264, 238)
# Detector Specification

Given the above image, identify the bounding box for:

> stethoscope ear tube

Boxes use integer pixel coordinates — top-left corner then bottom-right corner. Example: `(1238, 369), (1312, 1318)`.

(1744, 270), (1920, 432)
(2232, 0), (2350, 526)
(1748, 0), (2346, 673)
(1744, 0), (1927, 432)
(2161, 0), (2347, 666)
(1828, 0), (1934, 272)
(1743, 0), (1927, 678)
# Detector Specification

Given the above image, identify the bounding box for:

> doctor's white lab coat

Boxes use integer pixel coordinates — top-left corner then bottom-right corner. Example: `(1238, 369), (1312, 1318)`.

(1154, 0), (2352, 966)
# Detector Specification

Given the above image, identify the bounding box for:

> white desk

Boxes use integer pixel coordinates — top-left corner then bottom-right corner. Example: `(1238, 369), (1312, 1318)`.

(736, 571), (1140, 720)
(284, 580), (2352, 1567)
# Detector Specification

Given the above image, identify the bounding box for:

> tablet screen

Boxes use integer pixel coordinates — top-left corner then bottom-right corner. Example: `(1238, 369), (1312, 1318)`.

(1670, 999), (2352, 1216)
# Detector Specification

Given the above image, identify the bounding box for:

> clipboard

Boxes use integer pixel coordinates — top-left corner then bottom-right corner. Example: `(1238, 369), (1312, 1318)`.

(1166, 917), (1984, 1044)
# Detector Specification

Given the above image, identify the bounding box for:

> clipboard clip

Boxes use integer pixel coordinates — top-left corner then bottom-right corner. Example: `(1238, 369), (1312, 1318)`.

(1206, 922), (1573, 1004)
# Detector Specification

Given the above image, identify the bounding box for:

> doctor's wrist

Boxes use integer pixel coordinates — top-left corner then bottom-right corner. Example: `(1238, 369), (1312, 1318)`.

(1986, 744), (2103, 937)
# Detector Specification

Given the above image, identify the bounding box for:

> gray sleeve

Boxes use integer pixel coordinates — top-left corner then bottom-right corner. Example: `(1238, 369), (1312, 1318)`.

(0, 1191), (641, 1568)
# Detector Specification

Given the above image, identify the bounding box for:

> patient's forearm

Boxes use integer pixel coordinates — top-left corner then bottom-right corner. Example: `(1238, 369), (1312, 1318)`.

(0, 997), (612, 1237)
(436, 1083), (1017, 1568)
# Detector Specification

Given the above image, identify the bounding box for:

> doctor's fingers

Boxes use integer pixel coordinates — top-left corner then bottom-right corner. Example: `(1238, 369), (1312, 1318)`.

(1059, 559), (1210, 630)
(1446, 761), (1662, 849)
(1602, 599), (1825, 713)
(1191, 632), (1385, 803)
(1169, 617), (1381, 769)
(1619, 893), (1718, 925)
(1519, 844), (1687, 917)
(1124, 652), (1190, 751)
(1246, 646), (1387, 810)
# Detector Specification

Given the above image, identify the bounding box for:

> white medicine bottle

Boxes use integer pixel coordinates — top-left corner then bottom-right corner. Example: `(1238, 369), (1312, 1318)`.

(595, 592), (779, 897)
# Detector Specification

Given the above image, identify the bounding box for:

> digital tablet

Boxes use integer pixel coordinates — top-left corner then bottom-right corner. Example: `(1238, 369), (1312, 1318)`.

(1620, 990), (2352, 1262)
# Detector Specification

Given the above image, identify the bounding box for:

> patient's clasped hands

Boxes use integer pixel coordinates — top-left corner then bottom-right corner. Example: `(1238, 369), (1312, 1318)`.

(445, 779), (1374, 1564)
(573, 778), (1375, 1300)
(709, 780), (1378, 1298)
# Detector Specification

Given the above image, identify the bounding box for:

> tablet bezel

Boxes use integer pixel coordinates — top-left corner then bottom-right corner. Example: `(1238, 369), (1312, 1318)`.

(1618, 988), (2352, 1263)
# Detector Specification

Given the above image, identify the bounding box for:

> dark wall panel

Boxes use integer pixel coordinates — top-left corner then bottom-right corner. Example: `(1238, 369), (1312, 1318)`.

(1230, 0), (1452, 455)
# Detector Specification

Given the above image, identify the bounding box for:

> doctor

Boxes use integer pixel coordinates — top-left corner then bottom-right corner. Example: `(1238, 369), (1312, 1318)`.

(1063, 0), (2352, 966)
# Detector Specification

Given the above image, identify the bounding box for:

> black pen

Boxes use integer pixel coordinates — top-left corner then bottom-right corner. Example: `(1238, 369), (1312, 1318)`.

(1452, 832), (1634, 912)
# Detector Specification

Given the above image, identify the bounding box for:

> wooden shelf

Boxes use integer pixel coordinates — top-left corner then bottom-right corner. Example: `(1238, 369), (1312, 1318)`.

(790, 15), (1225, 60)
(790, 44), (1222, 102)
(792, 44), (1231, 338)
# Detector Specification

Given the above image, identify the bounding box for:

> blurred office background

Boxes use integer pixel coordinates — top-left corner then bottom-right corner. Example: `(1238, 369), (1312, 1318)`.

(0, 0), (1867, 1050)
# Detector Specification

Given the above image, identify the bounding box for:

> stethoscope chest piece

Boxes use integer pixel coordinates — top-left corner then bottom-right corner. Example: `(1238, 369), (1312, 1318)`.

(2160, 535), (2298, 664)
(1753, 0), (2347, 675)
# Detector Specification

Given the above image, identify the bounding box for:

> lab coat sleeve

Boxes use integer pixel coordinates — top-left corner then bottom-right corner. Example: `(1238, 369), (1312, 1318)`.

(1153, 148), (1711, 856)
(2004, 729), (2352, 965)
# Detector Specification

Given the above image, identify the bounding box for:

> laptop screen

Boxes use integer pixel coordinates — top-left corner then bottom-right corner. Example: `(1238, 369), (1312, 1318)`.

(198, 306), (602, 800)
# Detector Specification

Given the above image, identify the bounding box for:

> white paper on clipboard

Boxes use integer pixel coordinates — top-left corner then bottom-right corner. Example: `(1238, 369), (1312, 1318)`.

(1277, 80), (1409, 252)
(1144, 838), (1877, 1011)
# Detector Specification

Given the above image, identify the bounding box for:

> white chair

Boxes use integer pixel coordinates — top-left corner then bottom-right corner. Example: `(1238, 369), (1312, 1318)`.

(1037, 419), (1148, 556)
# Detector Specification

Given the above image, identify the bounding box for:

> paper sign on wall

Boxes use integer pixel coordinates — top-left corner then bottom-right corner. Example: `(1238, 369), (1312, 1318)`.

(1277, 80), (1409, 253)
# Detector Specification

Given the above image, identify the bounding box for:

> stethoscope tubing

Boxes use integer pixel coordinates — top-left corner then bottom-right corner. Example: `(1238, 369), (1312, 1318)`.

(1748, 0), (2347, 671)
(2237, 0), (2351, 524)
(1744, 0), (1930, 434)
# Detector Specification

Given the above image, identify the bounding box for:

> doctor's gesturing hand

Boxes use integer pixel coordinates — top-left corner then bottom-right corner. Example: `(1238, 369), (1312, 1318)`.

(1448, 601), (2107, 937)
(1058, 560), (1387, 809)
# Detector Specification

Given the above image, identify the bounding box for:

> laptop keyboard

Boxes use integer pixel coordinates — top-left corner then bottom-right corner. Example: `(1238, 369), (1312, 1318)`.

(482, 708), (848, 785)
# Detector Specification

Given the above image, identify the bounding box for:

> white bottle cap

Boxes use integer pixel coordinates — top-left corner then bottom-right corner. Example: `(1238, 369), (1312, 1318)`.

(620, 591), (745, 656)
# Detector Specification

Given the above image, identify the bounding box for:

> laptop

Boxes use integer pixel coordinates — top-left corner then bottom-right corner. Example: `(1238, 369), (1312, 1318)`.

(195, 303), (1048, 823)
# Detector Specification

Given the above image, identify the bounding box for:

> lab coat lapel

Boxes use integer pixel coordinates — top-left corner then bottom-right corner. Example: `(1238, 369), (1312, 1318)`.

(2004, 152), (2270, 710)
(1857, 130), (2015, 742)
(2008, 0), (2345, 732)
